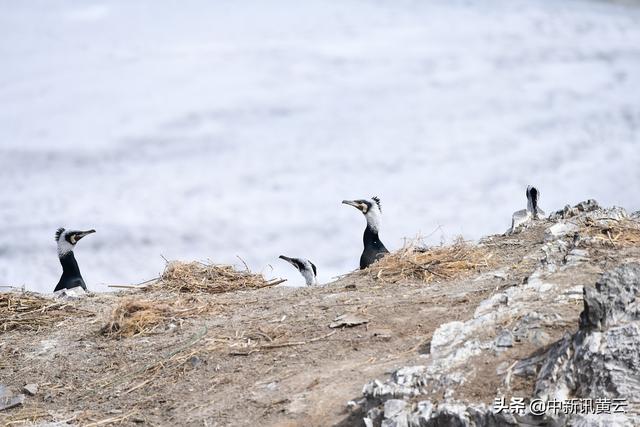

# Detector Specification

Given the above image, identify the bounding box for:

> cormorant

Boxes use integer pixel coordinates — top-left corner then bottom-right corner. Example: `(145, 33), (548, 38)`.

(342, 196), (389, 269)
(53, 228), (95, 292)
(508, 185), (545, 234)
(279, 255), (318, 286)
(526, 185), (545, 219)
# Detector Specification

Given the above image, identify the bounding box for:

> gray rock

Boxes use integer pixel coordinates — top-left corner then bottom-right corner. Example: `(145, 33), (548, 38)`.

(533, 263), (640, 424)
(382, 416), (409, 427)
(0, 393), (25, 411)
(550, 200), (601, 220)
(564, 248), (589, 265)
(474, 293), (508, 318)
(579, 263), (640, 330)
(330, 313), (369, 328)
(414, 401), (433, 424)
(428, 403), (469, 427)
(544, 222), (579, 241)
(384, 399), (407, 419)
(507, 209), (532, 235)
(23, 383), (38, 396)
(188, 356), (203, 368)
(571, 413), (635, 427)
(511, 312), (544, 344)
(513, 352), (547, 378)
(354, 243), (640, 427)
(367, 407), (383, 424)
(392, 366), (427, 388)
(495, 330), (513, 348)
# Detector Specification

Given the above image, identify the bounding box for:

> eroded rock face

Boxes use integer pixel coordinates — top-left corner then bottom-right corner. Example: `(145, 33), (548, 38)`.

(579, 264), (640, 331)
(536, 264), (640, 404)
(351, 204), (640, 427)
(549, 200), (601, 220)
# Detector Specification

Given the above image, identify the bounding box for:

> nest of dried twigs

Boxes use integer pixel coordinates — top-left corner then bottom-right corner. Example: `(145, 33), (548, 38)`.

(0, 292), (83, 333)
(152, 261), (285, 294)
(580, 217), (640, 247)
(101, 298), (208, 338)
(359, 237), (495, 284)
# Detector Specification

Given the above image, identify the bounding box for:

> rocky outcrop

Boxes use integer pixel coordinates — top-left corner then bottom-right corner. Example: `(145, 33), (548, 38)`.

(349, 203), (640, 427)
(533, 265), (640, 411)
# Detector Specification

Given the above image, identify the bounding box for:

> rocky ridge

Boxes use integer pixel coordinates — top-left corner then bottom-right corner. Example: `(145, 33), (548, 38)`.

(352, 202), (640, 427)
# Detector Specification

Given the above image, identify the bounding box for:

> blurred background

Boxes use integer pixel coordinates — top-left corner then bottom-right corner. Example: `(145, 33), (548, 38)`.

(1, 0), (639, 292)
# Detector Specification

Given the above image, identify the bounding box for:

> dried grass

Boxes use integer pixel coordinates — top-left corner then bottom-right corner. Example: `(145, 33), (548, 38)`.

(358, 237), (495, 284)
(101, 298), (207, 338)
(152, 260), (285, 294)
(580, 217), (640, 247)
(0, 292), (86, 333)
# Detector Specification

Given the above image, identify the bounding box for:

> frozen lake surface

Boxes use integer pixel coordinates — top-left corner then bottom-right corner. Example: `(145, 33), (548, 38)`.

(1, 0), (639, 292)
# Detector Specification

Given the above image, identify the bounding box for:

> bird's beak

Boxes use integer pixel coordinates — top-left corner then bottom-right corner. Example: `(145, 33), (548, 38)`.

(76, 229), (96, 241)
(279, 255), (295, 266)
(342, 200), (363, 212)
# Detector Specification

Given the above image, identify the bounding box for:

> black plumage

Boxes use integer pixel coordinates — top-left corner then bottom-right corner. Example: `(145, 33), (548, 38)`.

(342, 196), (389, 269)
(53, 228), (95, 292)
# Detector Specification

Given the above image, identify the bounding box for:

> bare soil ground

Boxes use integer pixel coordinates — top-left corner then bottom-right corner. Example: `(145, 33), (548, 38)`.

(1, 222), (638, 427)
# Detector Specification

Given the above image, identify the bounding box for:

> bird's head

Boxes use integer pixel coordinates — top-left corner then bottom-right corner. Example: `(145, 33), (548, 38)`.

(55, 228), (96, 256)
(279, 255), (317, 286)
(342, 196), (383, 231)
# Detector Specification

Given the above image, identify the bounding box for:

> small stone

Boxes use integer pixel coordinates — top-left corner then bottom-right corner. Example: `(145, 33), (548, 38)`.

(370, 328), (393, 341)
(367, 407), (382, 422)
(265, 382), (278, 391)
(565, 249), (589, 265)
(188, 356), (203, 368)
(383, 399), (407, 419)
(0, 394), (25, 411)
(495, 330), (513, 348)
(415, 400), (433, 422)
(329, 313), (369, 328)
(23, 384), (38, 396)
(545, 222), (579, 241)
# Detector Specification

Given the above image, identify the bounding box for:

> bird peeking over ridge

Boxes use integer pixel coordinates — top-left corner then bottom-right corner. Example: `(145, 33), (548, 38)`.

(342, 196), (389, 269)
(53, 228), (95, 293)
(526, 185), (545, 220)
(508, 185), (545, 234)
(279, 255), (318, 286)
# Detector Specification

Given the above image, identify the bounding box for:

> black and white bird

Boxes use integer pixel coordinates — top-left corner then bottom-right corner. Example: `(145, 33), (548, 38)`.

(279, 255), (318, 286)
(53, 228), (95, 293)
(342, 196), (389, 269)
(508, 185), (545, 234)
(526, 185), (545, 219)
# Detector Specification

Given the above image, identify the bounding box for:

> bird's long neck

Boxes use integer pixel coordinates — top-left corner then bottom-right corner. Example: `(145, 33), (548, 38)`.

(301, 270), (317, 286)
(363, 224), (385, 250)
(59, 251), (82, 280)
(527, 189), (539, 216)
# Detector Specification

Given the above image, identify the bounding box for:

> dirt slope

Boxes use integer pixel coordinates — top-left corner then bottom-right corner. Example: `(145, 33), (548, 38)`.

(1, 218), (638, 426)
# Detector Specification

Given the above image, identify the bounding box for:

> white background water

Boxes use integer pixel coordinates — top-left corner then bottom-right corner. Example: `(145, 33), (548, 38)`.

(1, 0), (639, 292)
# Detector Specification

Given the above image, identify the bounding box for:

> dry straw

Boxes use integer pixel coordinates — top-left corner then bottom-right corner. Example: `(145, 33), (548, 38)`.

(152, 260), (285, 294)
(359, 237), (495, 283)
(0, 292), (83, 333)
(580, 217), (640, 247)
(101, 298), (208, 338)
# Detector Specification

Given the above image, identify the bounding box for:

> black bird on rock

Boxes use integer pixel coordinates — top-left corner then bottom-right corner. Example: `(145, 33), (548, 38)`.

(53, 228), (95, 293)
(508, 185), (546, 234)
(342, 196), (389, 269)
